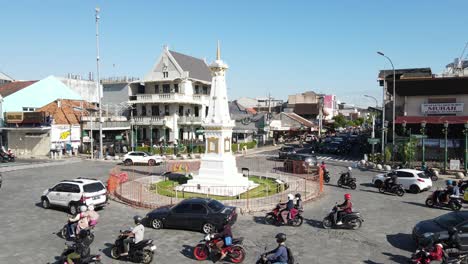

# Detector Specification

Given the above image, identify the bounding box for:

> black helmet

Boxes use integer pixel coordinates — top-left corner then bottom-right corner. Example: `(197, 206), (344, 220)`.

(321, 161), (325, 165)
(295, 193), (301, 199)
(78, 229), (89, 240)
(134, 215), (143, 225)
(275, 233), (287, 243)
(452, 181), (457, 186)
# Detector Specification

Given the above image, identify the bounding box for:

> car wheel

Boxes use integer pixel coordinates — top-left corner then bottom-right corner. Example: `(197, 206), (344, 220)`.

(410, 185), (420, 194)
(374, 180), (383, 188)
(69, 203), (78, 215)
(148, 159), (156, 166)
(42, 198), (50, 209)
(124, 159), (133, 166)
(202, 223), (216, 234)
(151, 218), (163, 229)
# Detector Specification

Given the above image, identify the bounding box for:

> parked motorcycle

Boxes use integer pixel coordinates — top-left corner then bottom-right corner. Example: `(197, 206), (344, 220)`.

(264, 204), (303, 227)
(337, 173), (357, 190)
(425, 190), (462, 211)
(61, 219), (95, 243)
(378, 183), (405, 197)
(323, 169), (330, 183)
(193, 234), (246, 263)
(322, 204), (363, 230)
(110, 230), (156, 264)
(58, 241), (102, 264)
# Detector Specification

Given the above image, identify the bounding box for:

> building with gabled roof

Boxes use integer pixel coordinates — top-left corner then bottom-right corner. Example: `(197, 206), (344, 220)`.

(128, 46), (212, 147)
(0, 72), (14, 86)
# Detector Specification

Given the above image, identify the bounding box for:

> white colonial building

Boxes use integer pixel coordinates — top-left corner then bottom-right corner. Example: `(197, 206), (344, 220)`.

(128, 47), (212, 145)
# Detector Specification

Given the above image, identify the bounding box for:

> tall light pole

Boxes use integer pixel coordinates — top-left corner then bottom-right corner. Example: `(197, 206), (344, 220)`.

(95, 7), (103, 159)
(377, 52), (396, 150)
(364, 95), (377, 155)
(379, 71), (386, 157)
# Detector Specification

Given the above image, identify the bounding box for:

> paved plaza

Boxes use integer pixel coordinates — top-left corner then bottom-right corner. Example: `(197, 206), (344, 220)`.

(0, 156), (452, 264)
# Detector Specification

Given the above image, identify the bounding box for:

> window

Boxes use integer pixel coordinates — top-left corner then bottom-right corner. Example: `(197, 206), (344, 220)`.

(194, 106), (199, 117)
(207, 200), (224, 212)
(154, 84), (159, 93)
(396, 171), (413, 178)
(174, 84), (179, 93)
(152, 105), (159, 116)
(164, 105), (170, 116)
(163, 72), (168, 78)
(70, 184), (81, 193)
(61, 183), (76, 193)
(52, 183), (66, 192)
(203, 86), (208, 95)
(137, 85), (145, 94)
(173, 203), (191, 214)
(22, 107), (36, 112)
(205, 107), (209, 117)
(163, 84), (170, 93)
(179, 106), (184, 116)
(418, 172), (429, 179)
(141, 105), (146, 116)
(194, 85), (199, 94)
(191, 204), (207, 214)
(83, 182), (105, 193)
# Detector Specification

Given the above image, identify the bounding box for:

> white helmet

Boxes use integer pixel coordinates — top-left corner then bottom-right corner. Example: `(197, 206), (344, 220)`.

(287, 193), (294, 201)
(347, 167), (352, 172)
(79, 205), (88, 213)
(88, 205), (95, 211)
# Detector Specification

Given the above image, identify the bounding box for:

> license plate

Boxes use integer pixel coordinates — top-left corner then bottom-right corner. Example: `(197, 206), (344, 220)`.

(93, 196), (100, 200)
(150, 245), (156, 251)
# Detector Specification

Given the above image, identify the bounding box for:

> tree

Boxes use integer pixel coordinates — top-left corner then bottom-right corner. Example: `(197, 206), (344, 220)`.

(332, 114), (347, 129)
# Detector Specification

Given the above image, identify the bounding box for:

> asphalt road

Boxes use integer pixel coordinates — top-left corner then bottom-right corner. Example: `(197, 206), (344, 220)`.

(0, 157), (453, 264)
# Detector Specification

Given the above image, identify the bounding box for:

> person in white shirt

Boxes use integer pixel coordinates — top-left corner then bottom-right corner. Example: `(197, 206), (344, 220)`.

(121, 215), (145, 256)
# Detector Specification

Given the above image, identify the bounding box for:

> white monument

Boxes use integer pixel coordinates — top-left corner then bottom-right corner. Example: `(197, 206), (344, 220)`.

(179, 43), (257, 196)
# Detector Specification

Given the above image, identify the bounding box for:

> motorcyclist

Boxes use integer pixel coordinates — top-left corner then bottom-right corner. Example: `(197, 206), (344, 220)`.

(121, 215), (145, 256)
(280, 194), (295, 224)
(335, 193), (353, 225)
(213, 218), (233, 260)
(421, 162), (428, 172)
(452, 181), (460, 197)
(294, 193), (303, 211)
(66, 229), (91, 264)
(86, 205), (100, 227)
(339, 167), (352, 184)
(442, 180), (454, 203)
(264, 233), (289, 264)
(319, 161), (326, 171)
(384, 171), (398, 190)
(67, 205), (89, 238)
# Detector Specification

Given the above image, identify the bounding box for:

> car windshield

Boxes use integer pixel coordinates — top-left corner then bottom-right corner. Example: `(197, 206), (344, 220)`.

(83, 182), (105, 193)
(418, 172), (429, 179)
(143, 152), (152, 156)
(434, 213), (464, 228)
(207, 200), (224, 212)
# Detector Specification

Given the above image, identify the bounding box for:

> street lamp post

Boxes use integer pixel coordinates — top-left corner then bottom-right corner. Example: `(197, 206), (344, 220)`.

(443, 121), (449, 173)
(364, 95), (378, 155)
(364, 95), (378, 108)
(378, 51), (396, 161)
(384, 120), (389, 162)
(95, 7), (103, 159)
(464, 122), (468, 174)
(421, 121), (426, 166)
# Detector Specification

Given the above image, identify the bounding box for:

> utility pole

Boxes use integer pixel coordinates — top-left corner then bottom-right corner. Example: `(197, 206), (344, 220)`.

(95, 7), (103, 159)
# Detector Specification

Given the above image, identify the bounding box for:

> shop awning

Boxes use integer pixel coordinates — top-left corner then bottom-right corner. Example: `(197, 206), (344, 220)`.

(396, 116), (468, 124)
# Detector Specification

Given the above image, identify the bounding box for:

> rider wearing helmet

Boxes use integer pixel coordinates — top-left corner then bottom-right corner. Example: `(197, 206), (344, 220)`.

(336, 194), (353, 225)
(280, 194), (295, 224)
(339, 167), (352, 184)
(265, 233), (289, 263)
(66, 229), (91, 264)
(121, 216), (145, 256)
(294, 193), (303, 211)
(319, 161), (326, 171)
(86, 205), (100, 227)
(213, 217), (234, 260)
(443, 180), (454, 203)
(384, 171), (398, 190)
(68, 205), (89, 238)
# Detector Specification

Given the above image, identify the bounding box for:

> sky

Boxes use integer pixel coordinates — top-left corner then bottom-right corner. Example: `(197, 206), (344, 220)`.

(1, 1), (468, 107)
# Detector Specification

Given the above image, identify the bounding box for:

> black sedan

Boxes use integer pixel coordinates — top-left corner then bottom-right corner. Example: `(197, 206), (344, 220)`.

(413, 211), (468, 250)
(145, 198), (237, 234)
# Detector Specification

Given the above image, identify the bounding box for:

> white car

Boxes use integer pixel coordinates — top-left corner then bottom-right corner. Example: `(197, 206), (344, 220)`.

(41, 178), (107, 214)
(372, 169), (432, 194)
(123, 151), (164, 166)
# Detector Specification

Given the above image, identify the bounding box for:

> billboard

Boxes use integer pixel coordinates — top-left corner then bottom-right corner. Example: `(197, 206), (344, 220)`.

(51, 125), (81, 143)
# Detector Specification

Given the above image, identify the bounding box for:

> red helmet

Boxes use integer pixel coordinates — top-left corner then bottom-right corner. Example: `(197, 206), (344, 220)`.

(344, 193), (351, 200)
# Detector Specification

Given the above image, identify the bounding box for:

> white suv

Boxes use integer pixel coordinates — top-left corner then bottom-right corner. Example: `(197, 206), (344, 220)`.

(41, 178), (107, 214)
(122, 151), (164, 166)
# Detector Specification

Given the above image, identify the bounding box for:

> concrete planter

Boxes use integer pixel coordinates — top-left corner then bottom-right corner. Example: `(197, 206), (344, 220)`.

(384, 165), (392, 171)
(376, 164), (383, 170)
(456, 172), (465, 179)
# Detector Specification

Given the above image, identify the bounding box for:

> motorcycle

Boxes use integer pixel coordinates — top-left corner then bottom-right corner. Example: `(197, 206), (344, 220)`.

(378, 183), (405, 197)
(61, 217), (95, 243)
(323, 169), (330, 183)
(264, 204), (303, 227)
(424, 168), (438, 181)
(322, 204), (363, 230)
(337, 173), (357, 190)
(425, 190), (462, 211)
(58, 241), (102, 264)
(110, 230), (156, 264)
(193, 234), (246, 263)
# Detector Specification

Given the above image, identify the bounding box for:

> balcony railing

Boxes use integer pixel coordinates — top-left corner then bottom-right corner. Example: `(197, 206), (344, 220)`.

(82, 121), (130, 130)
(177, 116), (202, 124)
(129, 93), (210, 104)
(131, 116), (171, 126)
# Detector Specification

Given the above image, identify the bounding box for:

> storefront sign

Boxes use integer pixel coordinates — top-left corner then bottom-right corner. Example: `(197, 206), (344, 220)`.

(450, 160), (460, 170)
(421, 103), (464, 114)
(4, 112), (45, 124)
(5, 112), (24, 123)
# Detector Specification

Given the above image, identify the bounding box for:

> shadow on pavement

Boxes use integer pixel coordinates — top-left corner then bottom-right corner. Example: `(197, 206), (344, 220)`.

(180, 244), (197, 260)
(102, 243), (114, 259)
(363, 260), (384, 264)
(305, 218), (323, 228)
(382, 252), (410, 263)
(252, 216), (269, 225)
(386, 233), (416, 252)
(360, 183), (376, 188)
(401, 201), (432, 209)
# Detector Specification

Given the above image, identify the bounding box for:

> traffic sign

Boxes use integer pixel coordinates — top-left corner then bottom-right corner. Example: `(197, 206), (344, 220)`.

(367, 138), (380, 144)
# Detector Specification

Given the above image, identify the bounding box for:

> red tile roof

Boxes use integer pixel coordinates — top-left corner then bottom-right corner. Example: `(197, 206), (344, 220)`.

(0, 81), (37, 97)
(37, 99), (97, 125)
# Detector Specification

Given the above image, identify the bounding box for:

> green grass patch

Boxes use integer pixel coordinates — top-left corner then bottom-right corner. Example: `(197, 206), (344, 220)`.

(151, 175), (286, 200)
